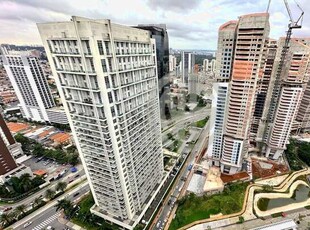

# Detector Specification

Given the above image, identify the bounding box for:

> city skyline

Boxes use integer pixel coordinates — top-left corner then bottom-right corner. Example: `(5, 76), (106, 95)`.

(1, 0), (310, 50)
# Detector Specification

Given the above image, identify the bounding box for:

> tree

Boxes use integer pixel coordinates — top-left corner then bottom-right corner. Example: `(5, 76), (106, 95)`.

(56, 182), (67, 192)
(45, 189), (55, 200)
(56, 199), (75, 218)
(32, 143), (45, 156)
(31, 176), (45, 187)
(184, 105), (190, 112)
(262, 185), (273, 192)
(0, 212), (14, 226)
(14, 133), (30, 151)
(164, 103), (171, 120)
(33, 197), (43, 208)
(167, 133), (173, 140)
(15, 204), (26, 217)
(238, 216), (245, 224)
(10, 177), (23, 194)
(67, 153), (79, 166)
(19, 173), (32, 191)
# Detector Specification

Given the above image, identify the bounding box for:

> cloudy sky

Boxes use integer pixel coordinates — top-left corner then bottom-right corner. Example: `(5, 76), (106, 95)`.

(0, 0), (309, 50)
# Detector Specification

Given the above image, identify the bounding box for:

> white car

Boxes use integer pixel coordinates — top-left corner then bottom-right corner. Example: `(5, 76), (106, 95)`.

(23, 221), (32, 228)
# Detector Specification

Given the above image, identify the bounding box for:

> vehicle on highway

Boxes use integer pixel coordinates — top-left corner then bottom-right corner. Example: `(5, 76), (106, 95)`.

(3, 207), (12, 212)
(23, 221), (32, 228)
(73, 192), (80, 197)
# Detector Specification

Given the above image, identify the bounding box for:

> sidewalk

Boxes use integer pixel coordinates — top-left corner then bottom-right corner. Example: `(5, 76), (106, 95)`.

(58, 213), (86, 230)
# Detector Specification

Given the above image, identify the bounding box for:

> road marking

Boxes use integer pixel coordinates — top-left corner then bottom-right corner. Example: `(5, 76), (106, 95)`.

(31, 211), (60, 230)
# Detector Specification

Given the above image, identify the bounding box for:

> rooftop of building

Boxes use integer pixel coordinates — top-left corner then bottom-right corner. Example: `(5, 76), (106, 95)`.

(6, 122), (30, 133)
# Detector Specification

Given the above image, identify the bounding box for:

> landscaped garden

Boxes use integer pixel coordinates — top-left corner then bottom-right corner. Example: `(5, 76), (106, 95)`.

(285, 139), (307, 171)
(169, 182), (249, 230)
(71, 194), (118, 230)
(195, 116), (209, 128)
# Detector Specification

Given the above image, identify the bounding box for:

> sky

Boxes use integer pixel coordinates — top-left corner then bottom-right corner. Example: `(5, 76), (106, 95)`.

(0, 0), (310, 50)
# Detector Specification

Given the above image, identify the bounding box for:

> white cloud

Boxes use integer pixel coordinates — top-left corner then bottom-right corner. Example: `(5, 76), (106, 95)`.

(0, 0), (309, 49)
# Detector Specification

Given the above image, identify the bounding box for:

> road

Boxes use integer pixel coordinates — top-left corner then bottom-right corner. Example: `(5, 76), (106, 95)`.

(162, 107), (211, 132)
(1, 168), (85, 212)
(11, 182), (90, 230)
(152, 120), (211, 230)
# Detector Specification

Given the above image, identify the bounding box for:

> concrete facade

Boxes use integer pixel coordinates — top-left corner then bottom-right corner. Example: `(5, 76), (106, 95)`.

(38, 16), (163, 229)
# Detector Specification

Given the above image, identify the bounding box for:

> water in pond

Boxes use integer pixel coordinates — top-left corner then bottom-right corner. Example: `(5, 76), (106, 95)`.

(257, 184), (310, 211)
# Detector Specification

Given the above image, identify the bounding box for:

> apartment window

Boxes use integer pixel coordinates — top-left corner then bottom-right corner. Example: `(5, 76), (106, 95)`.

(101, 59), (107, 72)
(104, 41), (110, 55)
(105, 76), (110, 88)
(97, 41), (104, 55)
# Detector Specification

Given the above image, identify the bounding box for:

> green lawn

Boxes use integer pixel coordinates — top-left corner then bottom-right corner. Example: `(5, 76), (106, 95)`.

(195, 117), (209, 128)
(169, 182), (249, 230)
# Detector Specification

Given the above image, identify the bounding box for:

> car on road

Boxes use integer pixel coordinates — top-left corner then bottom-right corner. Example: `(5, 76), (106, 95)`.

(68, 179), (74, 183)
(75, 174), (80, 178)
(23, 221), (32, 228)
(156, 221), (162, 228)
(3, 207), (12, 212)
(73, 192), (80, 197)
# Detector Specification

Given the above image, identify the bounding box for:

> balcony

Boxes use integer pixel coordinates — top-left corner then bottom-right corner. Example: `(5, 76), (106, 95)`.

(52, 51), (80, 56)
(56, 68), (86, 74)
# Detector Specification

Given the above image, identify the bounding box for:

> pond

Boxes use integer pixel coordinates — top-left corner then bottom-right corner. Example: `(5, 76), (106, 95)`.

(257, 184), (310, 211)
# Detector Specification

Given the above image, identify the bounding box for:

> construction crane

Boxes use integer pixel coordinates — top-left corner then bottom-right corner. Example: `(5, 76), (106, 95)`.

(262, 0), (304, 146)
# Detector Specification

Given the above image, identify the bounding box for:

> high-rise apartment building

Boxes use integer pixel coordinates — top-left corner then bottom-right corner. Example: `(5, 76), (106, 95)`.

(134, 24), (169, 80)
(169, 54), (177, 72)
(38, 16), (164, 229)
(1, 47), (68, 124)
(203, 59), (209, 72)
(262, 38), (310, 159)
(251, 39), (277, 145)
(0, 113), (26, 164)
(181, 51), (195, 84)
(214, 20), (237, 82)
(0, 113), (18, 175)
(207, 13), (270, 174)
(0, 113), (32, 183)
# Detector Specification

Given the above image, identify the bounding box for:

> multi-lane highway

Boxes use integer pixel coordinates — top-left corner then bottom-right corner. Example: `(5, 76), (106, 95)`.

(11, 182), (90, 230)
(153, 120), (210, 230)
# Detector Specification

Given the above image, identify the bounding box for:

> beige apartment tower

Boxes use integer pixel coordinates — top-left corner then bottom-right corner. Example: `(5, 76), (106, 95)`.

(208, 13), (270, 174)
(38, 16), (164, 229)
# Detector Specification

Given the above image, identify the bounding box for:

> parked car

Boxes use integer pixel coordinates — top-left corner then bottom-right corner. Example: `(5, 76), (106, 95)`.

(73, 192), (80, 197)
(3, 207), (12, 212)
(23, 221), (32, 228)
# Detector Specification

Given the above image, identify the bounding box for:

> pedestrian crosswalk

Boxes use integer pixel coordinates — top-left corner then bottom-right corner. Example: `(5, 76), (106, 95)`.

(31, 212), (61, 230)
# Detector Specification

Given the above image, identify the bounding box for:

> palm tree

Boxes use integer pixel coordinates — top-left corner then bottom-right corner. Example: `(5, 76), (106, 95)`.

(45, 189), (55, 200)
(19, 173), (33, 190)
(14, 204), (26, 217)
(33, 197), (43, 208)
(0, 212), (14, 226)
(55, 199), (76, 218)
(55, 181), (67, 192)
(55, 199), (68, 212)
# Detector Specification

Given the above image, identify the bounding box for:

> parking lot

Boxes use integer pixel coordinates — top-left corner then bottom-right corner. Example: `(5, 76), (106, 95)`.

(23, 156), (72, 180)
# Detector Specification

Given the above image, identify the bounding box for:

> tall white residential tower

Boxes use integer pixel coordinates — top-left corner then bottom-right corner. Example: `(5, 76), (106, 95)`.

(38, 16), (164, 229)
